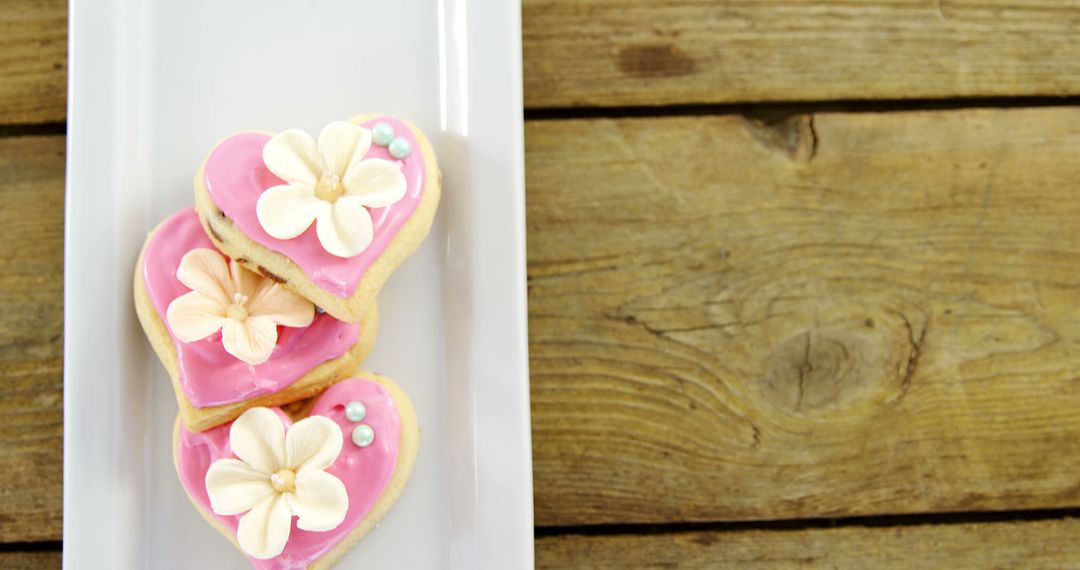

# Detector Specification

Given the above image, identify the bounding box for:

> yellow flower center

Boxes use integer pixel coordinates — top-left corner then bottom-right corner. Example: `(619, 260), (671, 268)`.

(270, 468), (296, 493)
(314, 171), (345, 203)
(225, 293), (249, 321)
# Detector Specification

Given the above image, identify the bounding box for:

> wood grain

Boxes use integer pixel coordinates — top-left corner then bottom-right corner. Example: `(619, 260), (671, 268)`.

(536, 517), (1080, 569)
(523, 0), (1080, 108)
(0, 551), (60, 570)
(0, 135), (65, 541)
(0, 0), (66, 124)
(526, 107), (1080, 526)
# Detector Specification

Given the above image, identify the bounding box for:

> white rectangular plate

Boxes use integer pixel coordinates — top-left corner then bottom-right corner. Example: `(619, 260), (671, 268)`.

(63, 0), (533, 568)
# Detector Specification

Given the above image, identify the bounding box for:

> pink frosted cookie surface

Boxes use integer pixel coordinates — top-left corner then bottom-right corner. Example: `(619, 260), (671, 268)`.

(203, 116), (426, 298)
(177, 378), (403, 569)
(141, 208), (361, 407)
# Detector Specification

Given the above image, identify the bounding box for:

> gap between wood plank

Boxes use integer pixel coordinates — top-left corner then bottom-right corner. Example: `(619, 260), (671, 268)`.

(6, 95), (1080, 139)
(0, 541), (62, 552)
(6, 510), (1080, 549)
(534, 508), (1080, 539)
(0, 122), (66, 138)
(525, 95), (1080, 121)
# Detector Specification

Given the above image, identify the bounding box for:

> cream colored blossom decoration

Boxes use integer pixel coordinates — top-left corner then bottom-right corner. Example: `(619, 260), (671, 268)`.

(165, 248), (314, 365)
(256, 121), (408, 257)
(205, 407), (348, 560)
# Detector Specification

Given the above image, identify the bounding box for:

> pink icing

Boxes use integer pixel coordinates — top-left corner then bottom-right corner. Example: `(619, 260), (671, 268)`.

(204, 117), (427, 297)
(141, 209), (361, 407)
(177, 378), (403, 570)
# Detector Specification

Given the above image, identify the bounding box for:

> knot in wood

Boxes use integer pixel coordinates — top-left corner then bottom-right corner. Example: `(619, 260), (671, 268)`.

(761, 319), (913, 415)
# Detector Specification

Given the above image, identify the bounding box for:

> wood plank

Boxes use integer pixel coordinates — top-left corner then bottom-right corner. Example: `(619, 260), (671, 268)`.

(8, 0), (1080, 121)
(0, 0), (67, 124)
(526, 107), (1080, 525)
(523, 0), (1080, 108)
(0, 135), (65, 541)
(536, 517), (1080, 569)
(0, 551), (60, 570)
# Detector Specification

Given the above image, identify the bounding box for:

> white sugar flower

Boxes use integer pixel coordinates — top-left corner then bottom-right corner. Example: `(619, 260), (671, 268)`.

(256, 121), (407, 258)
(205, 408), (349, 560)
(165, 248), (314, 365)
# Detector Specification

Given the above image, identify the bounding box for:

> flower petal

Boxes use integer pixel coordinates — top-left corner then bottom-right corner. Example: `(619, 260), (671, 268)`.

(176, 248), (233, 305)
(236, 494), (293, 560)
(222, 316), (279, 365)
(314, 197), (374, 258)
(285, 416), (343, 473)
(256, 184), (323, 240)
(318, 121), (371, 178)
(166, 291), (227, 342)
(246, 283), (315, 329)
(205, 458), (275, 516)
(229, 407), (286, 474)
(229, 258), (263, 301)
(287, 470), (348, 532)
(262, 129), (321, 187)
(341, 158), (407, 208)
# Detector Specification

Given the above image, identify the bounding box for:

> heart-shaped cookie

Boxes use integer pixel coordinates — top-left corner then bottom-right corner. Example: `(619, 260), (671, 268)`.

(134, 208), (378, 432)
(193, 114), (441, 323)
(174, 373), (418, 569)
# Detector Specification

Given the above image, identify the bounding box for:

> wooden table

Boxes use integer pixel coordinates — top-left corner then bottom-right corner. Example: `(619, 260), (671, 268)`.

(4, 1), (1080, 567)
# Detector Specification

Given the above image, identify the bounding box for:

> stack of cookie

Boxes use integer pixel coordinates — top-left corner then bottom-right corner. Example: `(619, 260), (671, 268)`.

(133, 115), (439, 569)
